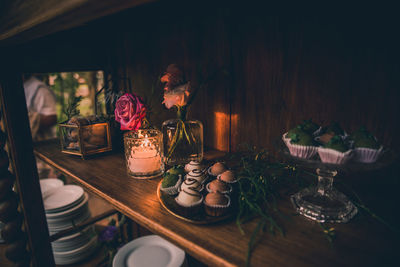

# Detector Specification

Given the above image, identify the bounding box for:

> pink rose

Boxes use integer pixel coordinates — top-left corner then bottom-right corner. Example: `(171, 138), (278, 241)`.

(115, 93), (146, 131)
(163, 82), (191, 109)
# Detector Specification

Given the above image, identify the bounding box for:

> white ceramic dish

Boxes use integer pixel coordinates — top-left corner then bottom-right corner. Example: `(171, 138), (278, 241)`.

(53, 236), (98, 265)
(40, 179), (64, 195)
(113, 235), (185, 267)
(43, 185), (84, 211)
(46, 193), (88, 218)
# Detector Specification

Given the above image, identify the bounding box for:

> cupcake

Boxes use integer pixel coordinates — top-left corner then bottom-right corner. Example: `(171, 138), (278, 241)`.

(167, 165), (186, 177)
(175, 187), (203, 217)
(318, 136), (353, 164)
(180, 178), (204, 192)
(287, 119), (321, 137)
(284, 130), (317, 159)
(184, 161), (204, 173)
(301, 119), (321, 136)
(160, 168), (184, 195)
(186, 169), (208, 184)
(352, 128), (383, 163)
(325, 122), (345, 136)
(206, 179), (232, 194)
(217, 170), (238, 184)
(208, 162), (227, 177)
(204, 192), (231, 217)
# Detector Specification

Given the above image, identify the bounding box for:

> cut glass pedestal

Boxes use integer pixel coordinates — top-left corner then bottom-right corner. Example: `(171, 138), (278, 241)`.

(291, 168), (358, 223)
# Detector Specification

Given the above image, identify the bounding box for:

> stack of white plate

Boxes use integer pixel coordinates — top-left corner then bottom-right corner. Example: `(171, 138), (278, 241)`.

(40, 179), (97, 265)
(113, 235), (186, 267)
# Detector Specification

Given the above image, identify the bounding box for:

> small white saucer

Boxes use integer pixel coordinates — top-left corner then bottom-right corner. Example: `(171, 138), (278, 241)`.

(113, 235), (185, 267)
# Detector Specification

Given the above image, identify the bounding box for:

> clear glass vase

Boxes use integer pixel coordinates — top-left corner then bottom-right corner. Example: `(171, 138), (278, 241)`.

(162, 118), (203, 166)
(124, 129), (164, 179)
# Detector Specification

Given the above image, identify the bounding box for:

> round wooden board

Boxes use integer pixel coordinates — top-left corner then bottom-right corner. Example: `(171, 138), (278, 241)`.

(156, 181), (234, 224)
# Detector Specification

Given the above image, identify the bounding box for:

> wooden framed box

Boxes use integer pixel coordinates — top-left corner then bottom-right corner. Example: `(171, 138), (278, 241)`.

(59, 121), (112, 159)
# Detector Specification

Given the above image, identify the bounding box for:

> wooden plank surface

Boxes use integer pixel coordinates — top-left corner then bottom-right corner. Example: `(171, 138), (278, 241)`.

(34, 140), (397, 267)
(0, 0), (156, 45)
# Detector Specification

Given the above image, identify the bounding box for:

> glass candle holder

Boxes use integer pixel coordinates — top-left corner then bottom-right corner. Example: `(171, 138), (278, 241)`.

(124, 129), (164, 179)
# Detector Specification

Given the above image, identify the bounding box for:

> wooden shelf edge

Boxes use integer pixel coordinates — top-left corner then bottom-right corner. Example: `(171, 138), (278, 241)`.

(34, 146), (235, 267)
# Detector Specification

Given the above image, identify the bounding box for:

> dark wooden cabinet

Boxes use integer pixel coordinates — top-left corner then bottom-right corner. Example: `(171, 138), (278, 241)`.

(0, 1), (398, 266)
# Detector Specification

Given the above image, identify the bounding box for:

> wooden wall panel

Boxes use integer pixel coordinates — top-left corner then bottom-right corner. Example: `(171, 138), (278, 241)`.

(230, 14), (400, 151)
(10, 4), (399, 153)
(111, 3), (232, 151)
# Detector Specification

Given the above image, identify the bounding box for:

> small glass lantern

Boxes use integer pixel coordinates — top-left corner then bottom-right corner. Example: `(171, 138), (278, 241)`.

(59, 121), (112, 159)
(124, 129), (164, 179)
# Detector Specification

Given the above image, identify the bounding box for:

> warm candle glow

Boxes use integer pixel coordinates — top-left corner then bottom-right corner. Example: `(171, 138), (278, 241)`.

(124, 129), (164, 179)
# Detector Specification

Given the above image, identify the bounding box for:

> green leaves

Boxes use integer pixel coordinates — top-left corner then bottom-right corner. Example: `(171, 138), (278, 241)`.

(63, 95), (83, 120)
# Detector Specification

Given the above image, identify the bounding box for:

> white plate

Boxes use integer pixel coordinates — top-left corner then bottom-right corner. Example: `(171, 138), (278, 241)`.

(53, 236), (98, 265)
(46, 193), (89, 219)
(113, 235), (185, 267)
(40, 179), (64, 195)
(43, 185), (84, 211)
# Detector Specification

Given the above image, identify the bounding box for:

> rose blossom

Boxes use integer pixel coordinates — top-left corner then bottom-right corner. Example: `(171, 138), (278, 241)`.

(161, 64), (184, 91)
(163, 82), (191, 109)
(115, 93), (146, 131)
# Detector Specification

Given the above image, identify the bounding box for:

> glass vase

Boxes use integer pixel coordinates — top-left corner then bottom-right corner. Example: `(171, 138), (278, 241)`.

(124, 129), (164, 179)
(162, 118), (203, 166)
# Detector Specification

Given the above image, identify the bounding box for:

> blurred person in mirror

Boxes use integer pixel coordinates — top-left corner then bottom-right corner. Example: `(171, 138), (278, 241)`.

(23, 74), (58, 178)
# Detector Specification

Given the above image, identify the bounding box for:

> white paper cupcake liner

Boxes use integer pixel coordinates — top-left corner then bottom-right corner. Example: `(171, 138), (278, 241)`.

(160, 175), (183, 195)
(283, 133), (317, 159)
(353, 146), (383, 163)
(317, 147), (353, 164)
(217, 174), (238, 184)
(206, 182), (232, 194)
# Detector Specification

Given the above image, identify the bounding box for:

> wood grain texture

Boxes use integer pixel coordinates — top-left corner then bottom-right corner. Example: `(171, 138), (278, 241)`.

(6, 4), (399, 153)
(0, 0), (156, 45)
(110, 2), (232, 152)
(229, 14), (400, 152)
(0, 72), (54, 266)
(34, 140), (397, 267)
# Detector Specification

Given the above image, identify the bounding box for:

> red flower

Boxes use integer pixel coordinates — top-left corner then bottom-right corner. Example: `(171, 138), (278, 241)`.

(115, 93), (146, 131)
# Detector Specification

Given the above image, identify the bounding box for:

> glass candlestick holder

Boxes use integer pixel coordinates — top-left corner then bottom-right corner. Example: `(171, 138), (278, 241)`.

(124, 129), (164, 179)
(291, 168), (358, 223)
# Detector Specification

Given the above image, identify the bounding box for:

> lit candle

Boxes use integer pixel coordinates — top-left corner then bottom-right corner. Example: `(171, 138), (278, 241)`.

(125, 132), (164, 178)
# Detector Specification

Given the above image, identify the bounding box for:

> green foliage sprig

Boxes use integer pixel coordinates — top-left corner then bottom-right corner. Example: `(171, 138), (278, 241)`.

(231, 146), (293, 266)
(63, 95), (83, 120)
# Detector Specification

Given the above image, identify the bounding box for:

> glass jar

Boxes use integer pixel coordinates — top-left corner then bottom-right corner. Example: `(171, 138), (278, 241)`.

(124, 129), (164, 179)
(162, 118), (203, 166)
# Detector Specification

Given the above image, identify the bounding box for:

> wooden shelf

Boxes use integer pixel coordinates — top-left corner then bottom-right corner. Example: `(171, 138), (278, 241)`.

(34, 140), (397, 267)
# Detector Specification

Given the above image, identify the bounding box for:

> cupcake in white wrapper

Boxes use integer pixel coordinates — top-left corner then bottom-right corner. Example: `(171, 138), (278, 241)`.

(203, 192), (231, 217)
(353, 146), (383, 163)
(175, 187), (204, 217)
(350, 127), (383, 163)
(283, 133), (317, 159)
(318, 147), (353, 164)
(160, 174), (183, 195)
